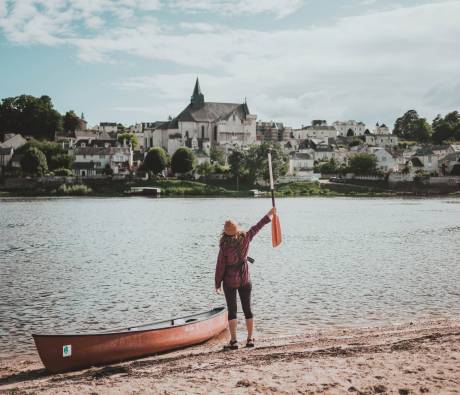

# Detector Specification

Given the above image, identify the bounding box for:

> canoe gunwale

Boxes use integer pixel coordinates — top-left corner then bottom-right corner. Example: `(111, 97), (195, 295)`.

(32, 306), (227, 338)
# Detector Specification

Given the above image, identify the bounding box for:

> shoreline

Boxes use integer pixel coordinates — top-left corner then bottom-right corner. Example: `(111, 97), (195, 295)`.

(1, 319), (459, 394)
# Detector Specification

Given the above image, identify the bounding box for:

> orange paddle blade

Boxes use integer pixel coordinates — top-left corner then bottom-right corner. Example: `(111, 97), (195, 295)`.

(271, 213), (282, 247)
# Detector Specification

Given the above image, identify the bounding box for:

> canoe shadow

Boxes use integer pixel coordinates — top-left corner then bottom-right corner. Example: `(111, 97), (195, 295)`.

(0, 367), (49, 387)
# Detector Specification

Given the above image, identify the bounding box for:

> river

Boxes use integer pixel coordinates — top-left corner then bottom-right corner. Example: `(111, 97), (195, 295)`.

(1, 197), (459, 356)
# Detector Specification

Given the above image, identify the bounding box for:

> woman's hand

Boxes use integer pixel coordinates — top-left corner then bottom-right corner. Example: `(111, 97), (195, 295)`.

(215, 287), (221, 294)
(266, 207), (276, 219)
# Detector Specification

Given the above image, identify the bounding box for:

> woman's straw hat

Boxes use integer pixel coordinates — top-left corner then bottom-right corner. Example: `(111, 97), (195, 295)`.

(224, 220), (239, 236)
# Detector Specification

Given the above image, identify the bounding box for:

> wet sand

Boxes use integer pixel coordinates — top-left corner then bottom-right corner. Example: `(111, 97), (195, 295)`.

(1, 319), (459, 394)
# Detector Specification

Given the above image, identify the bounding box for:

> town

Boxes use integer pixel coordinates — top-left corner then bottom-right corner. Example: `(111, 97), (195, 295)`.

(1, 78), (459, 197)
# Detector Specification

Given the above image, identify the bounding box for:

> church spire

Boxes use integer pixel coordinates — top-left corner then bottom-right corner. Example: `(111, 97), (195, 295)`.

(191, 77), (204, 107)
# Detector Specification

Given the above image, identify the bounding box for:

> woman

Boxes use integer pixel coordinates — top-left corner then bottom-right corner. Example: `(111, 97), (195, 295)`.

(215, 207), (275, 349)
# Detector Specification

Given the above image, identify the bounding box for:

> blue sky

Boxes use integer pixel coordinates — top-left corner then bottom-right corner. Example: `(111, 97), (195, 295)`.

(1, 0), (459, 128)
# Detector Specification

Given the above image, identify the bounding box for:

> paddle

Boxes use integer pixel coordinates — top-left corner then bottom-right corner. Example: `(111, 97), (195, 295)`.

(267, 151), (282, 247)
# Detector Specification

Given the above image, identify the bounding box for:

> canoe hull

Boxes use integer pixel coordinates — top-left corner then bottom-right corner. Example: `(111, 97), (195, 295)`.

(33, 307), (227, 373)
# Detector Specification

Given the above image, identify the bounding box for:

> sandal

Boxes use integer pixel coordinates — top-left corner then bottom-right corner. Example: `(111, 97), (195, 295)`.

(223, 340), (238, 351)
(246, 338), (255, 348)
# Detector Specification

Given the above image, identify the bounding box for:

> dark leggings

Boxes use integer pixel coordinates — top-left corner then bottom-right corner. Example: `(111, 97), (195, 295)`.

(223, 282), (253, 320)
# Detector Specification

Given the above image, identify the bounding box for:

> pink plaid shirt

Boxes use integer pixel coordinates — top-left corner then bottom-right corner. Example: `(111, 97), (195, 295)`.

(215, 215), (271, 289)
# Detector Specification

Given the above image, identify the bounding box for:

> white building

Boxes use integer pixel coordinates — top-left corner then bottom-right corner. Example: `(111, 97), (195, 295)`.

(288, 152), (314, 176)
(73, 146), (133, 177)
(373, 123), (390, 135)
(293, 120), (337, 141)
(0, 134), (27, 150)
(365, 134), (399, 148)
(333, 120), (367, 136)
(143, 79), (257, 155)
(369, 147), (398, 172)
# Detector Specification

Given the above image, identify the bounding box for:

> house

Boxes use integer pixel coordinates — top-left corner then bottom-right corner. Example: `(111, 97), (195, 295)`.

(0, 134), (27, 150)
(73, 146), (133, 177)
(411, 148), (439, 174)
(301, 139), (334, 161)
(293, 120), (337, 141)
(332, 120), (368, 136)
(143, 78), (257, 155)
(288, 152), (314, 176)
(439, 152), (460, 175)
(365, 134), (399, 148)
(373, 123), (390, 135)
(369, 147), (398, 172)
(447, 144), (460, 155)
(0, 147), (14, 172)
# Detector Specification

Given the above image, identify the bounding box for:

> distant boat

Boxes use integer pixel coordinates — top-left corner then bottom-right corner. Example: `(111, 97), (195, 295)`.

(249, 189), (266, 197)
(123, 187), (162, 196)
(33, 307), (227, 373)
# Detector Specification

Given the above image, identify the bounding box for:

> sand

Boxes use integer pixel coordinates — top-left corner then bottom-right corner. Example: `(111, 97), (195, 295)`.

(1, 319), (459, 394)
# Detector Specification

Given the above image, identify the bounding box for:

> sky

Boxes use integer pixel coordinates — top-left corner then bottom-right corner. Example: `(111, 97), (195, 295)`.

(0, 0), (459, 129)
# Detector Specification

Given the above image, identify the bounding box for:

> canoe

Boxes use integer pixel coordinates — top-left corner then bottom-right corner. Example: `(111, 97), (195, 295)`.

(32, 306), (228, 373)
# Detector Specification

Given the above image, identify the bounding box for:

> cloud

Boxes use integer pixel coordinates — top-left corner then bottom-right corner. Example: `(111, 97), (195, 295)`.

(0, 0), (459, 126)
(168, 0), (305, 18)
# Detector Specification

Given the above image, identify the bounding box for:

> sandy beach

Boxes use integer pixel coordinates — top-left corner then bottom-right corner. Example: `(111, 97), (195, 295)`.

(1, 319), (459, 394)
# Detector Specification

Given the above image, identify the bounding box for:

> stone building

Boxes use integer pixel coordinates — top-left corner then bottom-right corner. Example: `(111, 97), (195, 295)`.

(143, 79), (257, 155)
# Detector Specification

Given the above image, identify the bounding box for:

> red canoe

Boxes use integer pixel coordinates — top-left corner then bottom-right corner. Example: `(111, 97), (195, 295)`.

(32, 307), (227, 373)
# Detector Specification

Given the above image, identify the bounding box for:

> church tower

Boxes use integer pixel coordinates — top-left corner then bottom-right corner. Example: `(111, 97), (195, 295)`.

(191, 78), (205, 108)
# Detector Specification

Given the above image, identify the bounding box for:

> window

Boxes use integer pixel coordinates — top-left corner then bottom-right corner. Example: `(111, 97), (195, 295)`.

(201, 125), (205, 139)
(214, 126), (218, 141)
(233, 114), (235, 121)
(83, 154), (86, 159)
(100, 155), (105, 159)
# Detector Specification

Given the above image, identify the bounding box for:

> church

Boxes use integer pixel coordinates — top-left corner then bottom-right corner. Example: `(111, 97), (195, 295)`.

(144, 79), (257, 155)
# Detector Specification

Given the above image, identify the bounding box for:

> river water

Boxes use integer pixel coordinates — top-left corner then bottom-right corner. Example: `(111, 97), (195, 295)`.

(1, 197), (459, 356)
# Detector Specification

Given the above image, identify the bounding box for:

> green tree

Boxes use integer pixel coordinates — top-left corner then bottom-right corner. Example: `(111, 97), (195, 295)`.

(63, 110), (80, 132)
(20, 147), (48, 175)
(319, 158), (338, 174)
(0, 95), (62, 139)
(346, 129), (355, 137)
(18, 140), (72, 171)
(117, 132), (138, 149)
(432, 111), (460, 143)
(171, 147), (195, 174)
(393, 110), (432, 142)
(348, 153), (377, 175)
(245, 142), (288, 185)
(210, 148), (225, 165)
(196, 161), (213, 179)
(143, 147), (168, 175)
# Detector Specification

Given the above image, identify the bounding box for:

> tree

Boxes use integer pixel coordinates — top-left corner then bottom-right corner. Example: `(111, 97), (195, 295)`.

(171, 147), (195, 174)
(117, 132), (138, 149)
(347, 128), (355, 137)
(245, 142), (288, 185)
(196, 161), (213, 179)
(432, 111), (460, 143)
(393, 110), (432, 142)
(0, 95), (62, 139)
(20, 147), (48, 175)
(18, 140), (72, 171)
(143, 147), (168, 175)
(103, 163), (114, 176)
(348, 153), (377, 175)
(318, 158), (338, 174)
(210, 148), (225, 165)
(63, 110), (80, 132)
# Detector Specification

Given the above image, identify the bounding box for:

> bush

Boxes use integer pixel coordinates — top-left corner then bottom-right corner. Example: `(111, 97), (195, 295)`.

(55, 184), (93, 196)
(20, 147), (48, 175)
(53, 168), (73, 176)
(171, 147), (195, 174)
(143, 147), (168, 175)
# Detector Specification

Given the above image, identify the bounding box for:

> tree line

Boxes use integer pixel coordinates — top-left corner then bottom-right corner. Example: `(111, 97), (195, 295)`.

(393, 109), (460, 143)
(0, 94), (85, 140)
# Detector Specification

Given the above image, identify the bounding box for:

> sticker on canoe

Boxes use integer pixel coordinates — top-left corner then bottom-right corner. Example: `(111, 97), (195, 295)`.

(63, 344), (72, 357)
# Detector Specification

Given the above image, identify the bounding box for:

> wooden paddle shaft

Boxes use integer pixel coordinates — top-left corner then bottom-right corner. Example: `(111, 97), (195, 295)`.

(267, 152), (275, 207)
